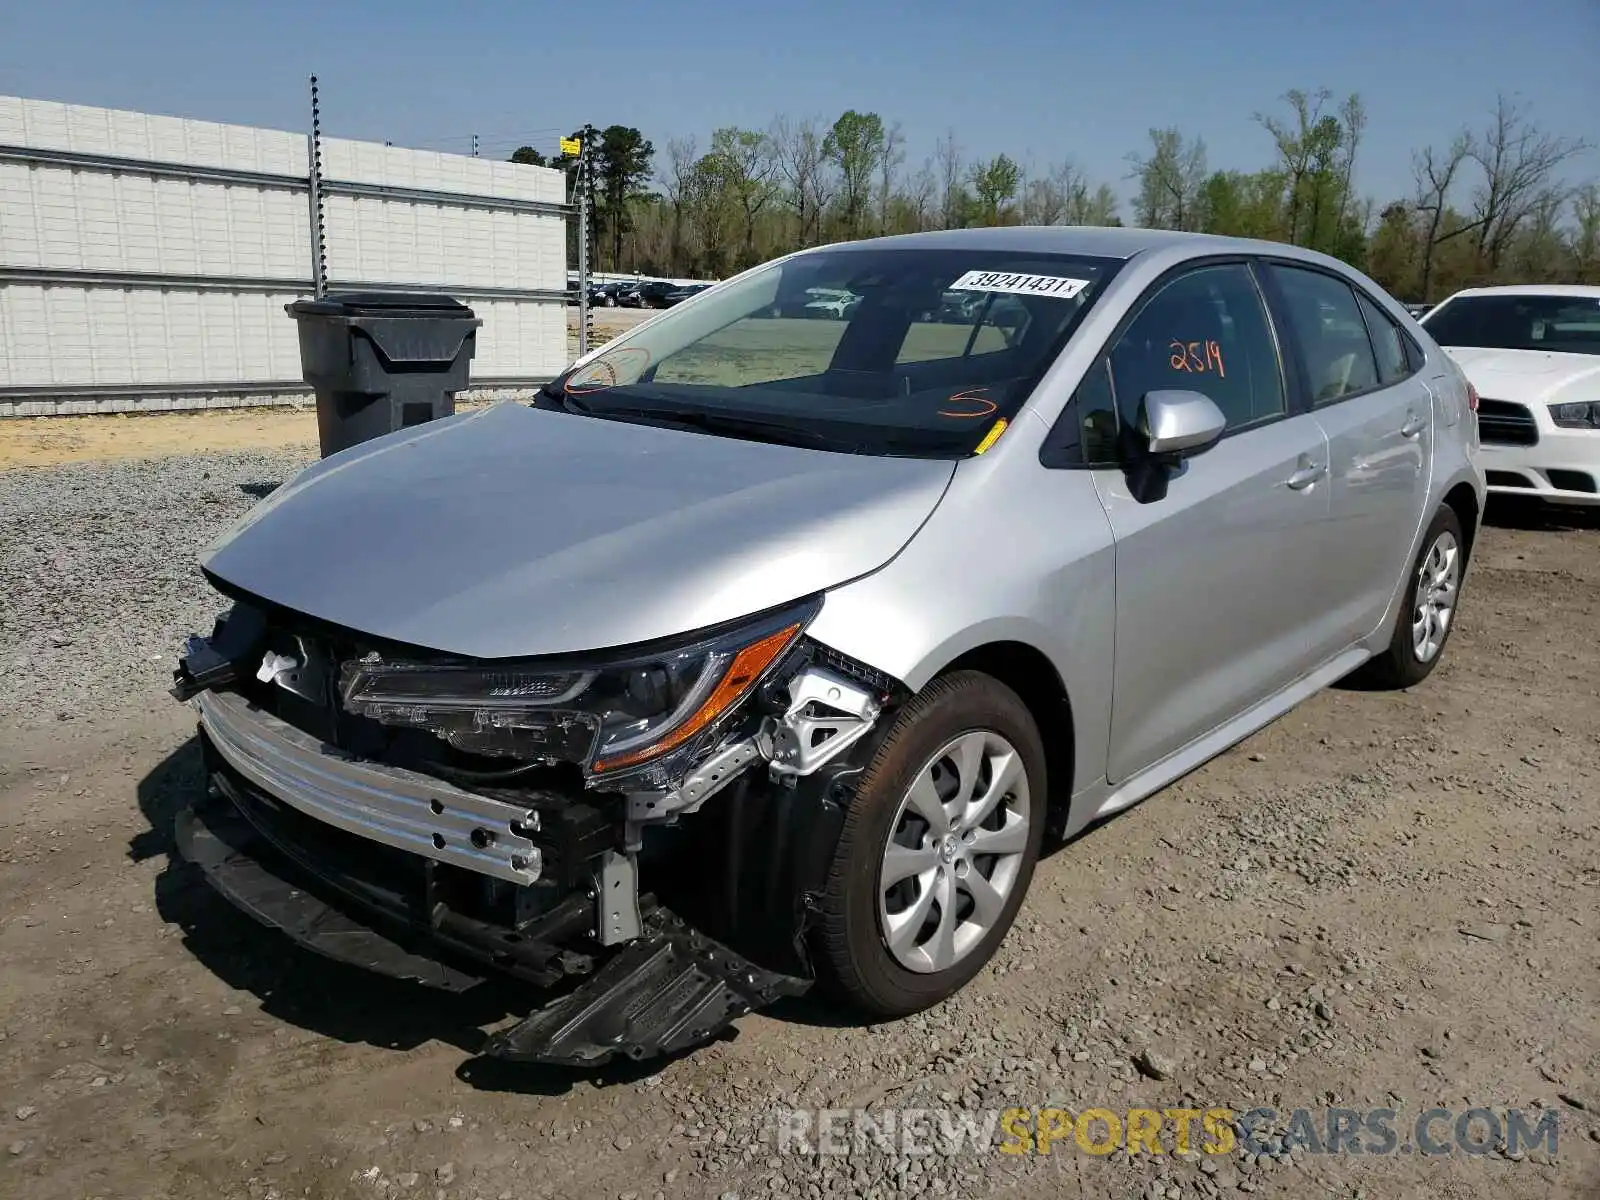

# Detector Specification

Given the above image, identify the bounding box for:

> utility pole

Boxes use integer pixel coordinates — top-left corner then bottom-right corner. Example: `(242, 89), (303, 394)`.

(471, 133), (479, 158)
(307, 75), (327, 298)
(575, 127), (596, 359)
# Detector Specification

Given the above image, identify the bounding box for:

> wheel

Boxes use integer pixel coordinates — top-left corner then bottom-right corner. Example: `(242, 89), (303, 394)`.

(1361, 505), (1465, 688)
(813, 671), (1047, 1017)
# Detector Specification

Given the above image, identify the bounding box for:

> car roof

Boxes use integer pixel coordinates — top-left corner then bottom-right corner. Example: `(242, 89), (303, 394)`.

(1439, 284), (1600, 300)
(809, 225), (1354, 266)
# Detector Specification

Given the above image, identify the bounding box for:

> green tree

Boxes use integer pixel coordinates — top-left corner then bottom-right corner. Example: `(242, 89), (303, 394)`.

(708, 127), (777, 270)
(823, 111), (887, 236)
(969, 154), (1020, 225)
(509, 146), (549, 167)
(1366, 202), (1421, 298)
(1197, 169), (1284, 238)
(684, 152), (739, 277)
(595, 125), (655, 271)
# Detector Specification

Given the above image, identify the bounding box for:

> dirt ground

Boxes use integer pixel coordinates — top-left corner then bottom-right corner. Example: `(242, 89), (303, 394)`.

(0, 424), (1597, 1199)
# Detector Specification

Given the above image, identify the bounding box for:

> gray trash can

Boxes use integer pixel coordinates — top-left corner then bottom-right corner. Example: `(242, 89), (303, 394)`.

(285, 292), (483, 458)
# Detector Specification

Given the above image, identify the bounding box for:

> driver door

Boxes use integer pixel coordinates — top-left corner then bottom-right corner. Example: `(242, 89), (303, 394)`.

(1084, 261), (1334, 783)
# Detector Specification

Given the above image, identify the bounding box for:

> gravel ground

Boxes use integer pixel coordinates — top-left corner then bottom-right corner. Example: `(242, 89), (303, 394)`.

(0, 450), (1597, 1200)
(0, 450), (313, 731)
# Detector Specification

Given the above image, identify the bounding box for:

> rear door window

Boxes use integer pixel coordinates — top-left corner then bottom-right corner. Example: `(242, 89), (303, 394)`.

(1355, 292), (1411, 385)
(1268, 265), (1381, 404)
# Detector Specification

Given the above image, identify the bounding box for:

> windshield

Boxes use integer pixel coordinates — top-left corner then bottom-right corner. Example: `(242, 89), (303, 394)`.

(1421, 294), (1600, 356)
(546, 246), (1122, 456)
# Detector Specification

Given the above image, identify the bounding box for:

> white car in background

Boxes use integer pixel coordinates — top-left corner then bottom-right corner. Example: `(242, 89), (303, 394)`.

(1420, 285), (1600, 507)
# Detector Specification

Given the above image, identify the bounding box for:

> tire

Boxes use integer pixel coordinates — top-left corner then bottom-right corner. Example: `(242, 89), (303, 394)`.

(1361, 505), (1465, 689)
(813, 671), (1047, 1017)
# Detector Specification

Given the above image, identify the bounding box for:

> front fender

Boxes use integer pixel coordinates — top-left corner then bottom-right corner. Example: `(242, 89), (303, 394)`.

(804, 462), (1116, 795)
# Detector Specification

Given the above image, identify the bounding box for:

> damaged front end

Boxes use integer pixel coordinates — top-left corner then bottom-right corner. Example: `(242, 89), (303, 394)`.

(169, 594), (899, 1066)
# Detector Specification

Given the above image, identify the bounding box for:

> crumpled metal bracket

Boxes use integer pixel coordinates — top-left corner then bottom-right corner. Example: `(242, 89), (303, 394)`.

(766, 664), (882, 781)
(482, 907), (810, 1067)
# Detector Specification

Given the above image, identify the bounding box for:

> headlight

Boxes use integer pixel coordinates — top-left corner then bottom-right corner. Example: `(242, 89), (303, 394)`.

(338, 599), (818, 787)
(1550, 402), (1600, 430)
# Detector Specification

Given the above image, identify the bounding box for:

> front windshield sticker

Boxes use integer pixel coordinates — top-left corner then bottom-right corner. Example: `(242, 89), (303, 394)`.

(566, 345), (651, 393)
(947, 270), (1092, 299)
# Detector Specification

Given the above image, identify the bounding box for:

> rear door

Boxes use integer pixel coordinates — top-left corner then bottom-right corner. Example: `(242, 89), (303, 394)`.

(1262, 263), (1432, 647)
(1075, 261), (1333, 783)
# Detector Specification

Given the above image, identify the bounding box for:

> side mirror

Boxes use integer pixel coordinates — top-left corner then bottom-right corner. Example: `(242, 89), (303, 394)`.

(1140, 390), (1227, 458)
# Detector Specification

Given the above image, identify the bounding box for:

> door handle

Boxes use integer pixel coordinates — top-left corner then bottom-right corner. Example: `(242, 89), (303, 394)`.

(1400, 413), (1426, 438)
(1286, 460), (1326, 490)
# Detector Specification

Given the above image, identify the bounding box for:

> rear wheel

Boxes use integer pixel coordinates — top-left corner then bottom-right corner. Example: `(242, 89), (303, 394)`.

(813, 671), (1046, 1017)
(1361, 505), (1465, 688)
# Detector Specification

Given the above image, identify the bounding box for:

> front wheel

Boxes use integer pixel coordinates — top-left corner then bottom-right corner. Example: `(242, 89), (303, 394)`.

(813, 671), (1046, 1017)
(1361, 505), (1465, 688)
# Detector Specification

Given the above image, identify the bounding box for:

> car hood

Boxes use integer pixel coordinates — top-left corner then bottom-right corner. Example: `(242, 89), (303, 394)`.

(1441, 346), (1600, 405)
(201, 402), (954, 659)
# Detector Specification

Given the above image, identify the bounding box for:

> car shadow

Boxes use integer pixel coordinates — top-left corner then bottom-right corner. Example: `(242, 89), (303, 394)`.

(239, 481), (281, 499)
(133, 736), (651, 1095)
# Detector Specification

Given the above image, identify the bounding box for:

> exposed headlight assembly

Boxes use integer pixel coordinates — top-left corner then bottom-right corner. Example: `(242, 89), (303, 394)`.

(1550, 402), (1600, 430)
(338, 598), (819, 788)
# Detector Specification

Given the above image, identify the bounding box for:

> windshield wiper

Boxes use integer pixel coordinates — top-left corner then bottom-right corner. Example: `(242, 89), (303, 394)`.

(568, 398), (831, 450)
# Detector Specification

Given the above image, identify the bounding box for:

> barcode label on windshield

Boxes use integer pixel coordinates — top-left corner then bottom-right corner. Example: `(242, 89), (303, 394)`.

(948, 270), (1091, 299)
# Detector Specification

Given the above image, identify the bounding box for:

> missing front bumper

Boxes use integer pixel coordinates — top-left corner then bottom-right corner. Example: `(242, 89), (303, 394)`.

(197, 688), (546, 885)
(175, 757), (811, 1066)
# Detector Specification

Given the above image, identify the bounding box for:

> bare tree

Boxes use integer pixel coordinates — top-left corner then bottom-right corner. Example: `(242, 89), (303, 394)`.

(663, 136), (699, 274)
(904, 161), (937, 232)
(935, 130), (965, 229)
(1571, 184), (1600, 283)
(1337, 93), (1367, 230)
(1020, 160), (1082, 226)
(1128, 128), (1208, 229)
(770, 115), (830, 248)
(1074, 183), (1121, 227)
(1469, 94), (1591, 271)
(1412, 134), (1470, 300)
(877, 121), (905, 235)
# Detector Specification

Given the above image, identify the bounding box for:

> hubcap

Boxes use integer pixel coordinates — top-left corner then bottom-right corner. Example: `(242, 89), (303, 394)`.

(877, 730), (1030, 974)
(1412, 530), (1460, 664)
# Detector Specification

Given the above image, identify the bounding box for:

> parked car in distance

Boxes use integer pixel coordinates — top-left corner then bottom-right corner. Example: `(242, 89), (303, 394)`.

(663, 283), (712, 306)
(589, 281), (632, 307)
(1404, 302), (1432, 319)
(619, 280), (681, 309)
(800, 286), (861, 319)
(170, 227), (1483, 1070)
(1420, 284), (1600, 508)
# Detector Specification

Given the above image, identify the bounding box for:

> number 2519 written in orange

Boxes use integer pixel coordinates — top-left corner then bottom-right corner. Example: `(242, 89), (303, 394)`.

(1170, 340), (1226, 376)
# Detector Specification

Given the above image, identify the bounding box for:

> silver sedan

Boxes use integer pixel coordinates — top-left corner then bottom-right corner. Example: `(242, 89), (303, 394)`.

(175, 226), (1484, 1064)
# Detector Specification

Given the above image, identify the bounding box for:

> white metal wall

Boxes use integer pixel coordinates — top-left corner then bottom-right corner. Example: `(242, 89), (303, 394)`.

(0, 95), (569, 415)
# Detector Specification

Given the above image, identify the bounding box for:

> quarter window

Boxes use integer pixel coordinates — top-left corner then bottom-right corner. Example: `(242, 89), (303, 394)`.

(1355, 292), (1411, 385)
(1106, 264), (1286, 434)
(1269, 265), (1381, 404)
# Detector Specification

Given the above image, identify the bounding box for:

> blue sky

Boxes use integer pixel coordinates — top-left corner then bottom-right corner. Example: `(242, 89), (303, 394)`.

(3, 0), (1596, 209)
